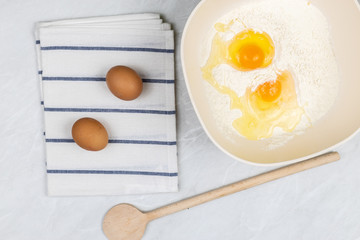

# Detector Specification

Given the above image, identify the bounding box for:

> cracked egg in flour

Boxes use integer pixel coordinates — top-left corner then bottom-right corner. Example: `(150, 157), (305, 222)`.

(198, 0), (340, 149)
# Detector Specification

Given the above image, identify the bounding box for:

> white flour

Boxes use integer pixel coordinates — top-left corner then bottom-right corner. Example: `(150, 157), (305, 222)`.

(202, 0), (339, 149)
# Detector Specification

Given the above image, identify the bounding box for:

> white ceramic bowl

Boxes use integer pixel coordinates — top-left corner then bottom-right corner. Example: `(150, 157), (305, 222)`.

(181, 0), (360, 165)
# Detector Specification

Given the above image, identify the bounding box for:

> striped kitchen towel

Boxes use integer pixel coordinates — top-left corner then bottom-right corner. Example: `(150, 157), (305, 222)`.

(35, 13), (178, 196)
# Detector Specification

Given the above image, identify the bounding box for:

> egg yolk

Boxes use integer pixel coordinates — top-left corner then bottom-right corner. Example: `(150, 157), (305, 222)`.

(237, 44), (265, 70)
(256, 79), (282, 102)
(227, 30), (275, 71)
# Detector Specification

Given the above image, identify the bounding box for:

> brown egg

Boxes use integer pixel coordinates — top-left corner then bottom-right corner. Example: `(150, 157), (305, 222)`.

(106, 65), (143, 100)
(72, 118), (108, 151)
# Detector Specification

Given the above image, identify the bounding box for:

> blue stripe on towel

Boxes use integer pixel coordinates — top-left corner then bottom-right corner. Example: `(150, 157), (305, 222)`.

(44, 107), (175, 115)
(42, 76), (174, 84)
(35, 40), (40, 44)
(108, 139), (177, 145)
(143, 79), (174, 84)
(46, 138), (177, 145)
(43, 76), (105, 81)
(40, 46), (174, 53)
(46, 139), (74, 143)
(38, 70), (43, 75)
(47, 169), (178, 177)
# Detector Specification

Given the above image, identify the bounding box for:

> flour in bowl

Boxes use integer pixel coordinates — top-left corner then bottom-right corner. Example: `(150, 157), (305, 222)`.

(201, 0), (339, 148)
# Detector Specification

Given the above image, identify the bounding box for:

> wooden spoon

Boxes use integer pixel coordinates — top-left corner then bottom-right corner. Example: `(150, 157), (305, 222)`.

(103, 152), (340, 240)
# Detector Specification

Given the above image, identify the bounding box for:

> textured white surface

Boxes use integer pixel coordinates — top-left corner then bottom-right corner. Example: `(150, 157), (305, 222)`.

(0, 0), (359, 239)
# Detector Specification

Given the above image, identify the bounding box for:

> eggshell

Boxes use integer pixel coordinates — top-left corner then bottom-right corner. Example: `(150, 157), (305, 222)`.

(72, 118), (108, 151)
(106, 65), (143, 100)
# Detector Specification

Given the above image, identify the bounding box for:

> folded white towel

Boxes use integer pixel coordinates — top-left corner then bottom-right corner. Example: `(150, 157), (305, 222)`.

(35, 13), (178, 196)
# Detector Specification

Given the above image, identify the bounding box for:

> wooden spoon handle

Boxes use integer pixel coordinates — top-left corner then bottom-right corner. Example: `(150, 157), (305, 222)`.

(147, 152), (340, 220)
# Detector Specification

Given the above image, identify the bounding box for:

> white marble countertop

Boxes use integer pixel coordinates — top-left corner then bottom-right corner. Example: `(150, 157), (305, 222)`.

(0, 0), (359, 239)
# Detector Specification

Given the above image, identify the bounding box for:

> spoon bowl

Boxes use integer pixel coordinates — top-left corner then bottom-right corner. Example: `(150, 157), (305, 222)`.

(103, 204), (148, 240)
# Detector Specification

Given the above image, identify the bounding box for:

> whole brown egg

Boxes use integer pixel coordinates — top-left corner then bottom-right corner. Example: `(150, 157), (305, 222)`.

(106, 66), (143, 100)
(72, 117), (108, 151)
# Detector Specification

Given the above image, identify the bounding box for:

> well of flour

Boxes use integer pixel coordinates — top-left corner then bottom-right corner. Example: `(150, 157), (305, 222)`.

(201, 0), (339, 149)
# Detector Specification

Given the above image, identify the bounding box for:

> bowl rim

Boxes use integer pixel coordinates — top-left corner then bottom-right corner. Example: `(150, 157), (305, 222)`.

(180, 0), (360, 166)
